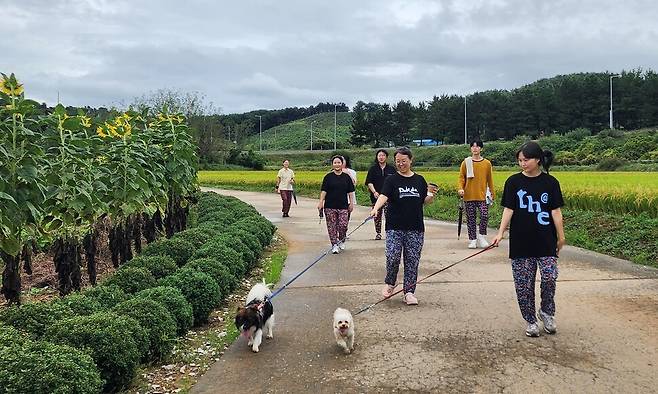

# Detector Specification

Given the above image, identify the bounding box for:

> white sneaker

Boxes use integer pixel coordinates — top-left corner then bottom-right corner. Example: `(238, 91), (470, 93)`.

(468, 239), (478, 249)
(331, 244), (340, 254)
(477, 234), (490, 248)
(526, 323), (540, 337)
(538, 310), (557, 334)
(339, 242), (346, 250)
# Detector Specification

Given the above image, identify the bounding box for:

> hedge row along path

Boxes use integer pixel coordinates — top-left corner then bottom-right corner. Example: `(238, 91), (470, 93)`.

(194, 189), (658, 392)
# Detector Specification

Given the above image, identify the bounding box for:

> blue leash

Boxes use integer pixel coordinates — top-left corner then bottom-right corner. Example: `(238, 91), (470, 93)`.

(269, 215), (373, 300)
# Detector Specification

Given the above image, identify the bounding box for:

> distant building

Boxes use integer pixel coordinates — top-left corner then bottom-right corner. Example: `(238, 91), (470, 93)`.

(412, 139), (441, 146)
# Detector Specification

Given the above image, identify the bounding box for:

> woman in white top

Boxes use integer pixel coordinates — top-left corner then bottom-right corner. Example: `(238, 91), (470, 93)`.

(342, 156), (357, 234)
(276, 159), (294, 217)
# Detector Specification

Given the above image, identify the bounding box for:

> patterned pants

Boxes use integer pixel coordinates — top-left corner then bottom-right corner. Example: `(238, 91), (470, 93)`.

(465, 201), (489, 240)
(385, 230), (424, 294)
(324, 208), (349, 245)
(511, 257), (558, 323)
(372, 203), (387, 234)
(280, 190), (292, 214)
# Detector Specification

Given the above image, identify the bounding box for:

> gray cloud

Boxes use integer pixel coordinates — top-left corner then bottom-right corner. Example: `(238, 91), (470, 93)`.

(2, 0), (656, 113)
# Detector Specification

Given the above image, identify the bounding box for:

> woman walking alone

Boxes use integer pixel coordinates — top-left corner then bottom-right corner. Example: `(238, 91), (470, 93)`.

(492, 141), (565, 337)
(370, 147), (438, 305)
(276, 159), (294, 217)
(458, 139), (494, 249)
(365, 149), (396, 240)
(318, 155), (355, 254)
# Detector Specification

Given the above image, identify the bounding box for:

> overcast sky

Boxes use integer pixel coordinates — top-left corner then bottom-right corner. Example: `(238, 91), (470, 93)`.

(2, 0), (657, 114)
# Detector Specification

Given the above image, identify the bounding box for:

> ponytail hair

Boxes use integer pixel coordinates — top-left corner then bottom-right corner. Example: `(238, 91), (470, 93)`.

(516, 141), (555, 174)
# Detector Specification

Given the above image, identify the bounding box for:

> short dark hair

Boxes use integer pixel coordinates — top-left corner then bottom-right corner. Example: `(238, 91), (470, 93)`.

(394, 146), (413, 160)
(469, 139), (483, 148)
(330, 155), (344, 164)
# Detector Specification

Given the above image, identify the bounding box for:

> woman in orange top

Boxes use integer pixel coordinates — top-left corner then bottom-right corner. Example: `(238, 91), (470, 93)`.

(458, 140), (495, 249)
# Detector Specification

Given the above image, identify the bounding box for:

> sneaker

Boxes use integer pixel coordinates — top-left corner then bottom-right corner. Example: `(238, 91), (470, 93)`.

(404, 292), (418, 305)
(381, 284), (395, 298)
(525, 322), (540, 337)
(375, 233), (382, 240)
(468, 239), (478, 249)
(477, 234), (490, 248)
(538, 310), (557, 334)
(331, 244), (340, 254)
(339, 242), (346, 251)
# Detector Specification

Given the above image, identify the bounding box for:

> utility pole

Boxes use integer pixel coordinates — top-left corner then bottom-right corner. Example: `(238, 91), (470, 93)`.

(256, 115), (262, 151)
(334, 104), (337, 150)
(464, 96), (467, 145)
(310, 120), (315, 150)
(609, 74), (621, 129)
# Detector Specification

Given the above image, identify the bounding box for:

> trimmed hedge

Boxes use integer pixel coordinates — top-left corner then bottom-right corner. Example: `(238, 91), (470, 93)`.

(124, 255), (178, 279)
(159, 268), (221, 326)
(191, 242), (245, 278)
(186, 257), (237, 296)
(46, 312), (148, 392)
(141, 237), (195, 266)
(53, 293), (102, 316)
(0, 324), (27, 348)
(172, 227), (214, 248)
(0, 340), (103, 394)
(103, 266), (156, 294)
(113, 298), (177, 361)
(82, 285), (129, 310)
(210, 234), (256, 267)
(223, 228), (262, 258)
(136, 286), (194, 335)
(0, 302), (73, 339)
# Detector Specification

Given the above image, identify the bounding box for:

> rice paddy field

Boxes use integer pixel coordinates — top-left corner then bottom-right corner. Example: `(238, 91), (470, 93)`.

(198, 170), (658, 267)
(198, 170), (658, 218)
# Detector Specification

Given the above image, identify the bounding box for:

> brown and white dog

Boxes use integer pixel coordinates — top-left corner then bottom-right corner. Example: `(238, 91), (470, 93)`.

(333, 307), (355, 354)
(235, 281), (274, 353)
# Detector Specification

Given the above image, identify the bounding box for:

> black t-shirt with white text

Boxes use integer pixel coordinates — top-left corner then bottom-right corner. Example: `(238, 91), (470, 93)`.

(381, 173), (428, 232)
(321, 172), (356, 209)
(501, 172), (564, 259)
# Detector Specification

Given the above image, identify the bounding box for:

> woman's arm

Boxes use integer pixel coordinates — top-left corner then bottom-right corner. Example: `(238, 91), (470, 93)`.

(317, 191), (326, 210)
(369, 194), (389, 217)
(492, 207), (514, 246)
(551, 207), (566, 255)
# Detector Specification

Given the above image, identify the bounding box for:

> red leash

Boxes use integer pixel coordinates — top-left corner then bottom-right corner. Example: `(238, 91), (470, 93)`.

(353, 245), (496, 316)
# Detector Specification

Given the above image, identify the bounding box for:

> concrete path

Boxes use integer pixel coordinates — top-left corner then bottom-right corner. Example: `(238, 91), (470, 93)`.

(193, 189), (658, 393)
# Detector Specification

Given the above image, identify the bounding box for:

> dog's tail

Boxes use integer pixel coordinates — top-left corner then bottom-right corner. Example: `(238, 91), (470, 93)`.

(261, 278), (274, 289)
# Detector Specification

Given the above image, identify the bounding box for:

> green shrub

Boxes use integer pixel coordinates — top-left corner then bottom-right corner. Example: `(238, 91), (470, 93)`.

(83, 285), (129, 310)
(198, 210), (235, 227)
(113, 298), (177, 360)
(186, 258), (237, 296)
(142, 238), (195, 266)
(172, 227), (214, 248)
(103, 267), (156, 294)
(232, 219), (273, 246)
(191, 242), (245, 277)
(0, 302), (73, 339)
(46, 312), (147, 391)
(159, 268), (221, 326)
(124, 255), (178, 279)
(597, 157), (627, 171)
(136, 286), (194, 335)
(0, 340), (103, 394)
(224, 227), (262, 255)
(53, 293), (102, 316)
(210, 234), (256, 267)
(0, 324), (27, 348)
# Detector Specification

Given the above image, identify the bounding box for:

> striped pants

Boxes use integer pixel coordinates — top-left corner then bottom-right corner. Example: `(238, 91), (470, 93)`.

(385, 230), (424, 294)
(511, 257), (558, 323)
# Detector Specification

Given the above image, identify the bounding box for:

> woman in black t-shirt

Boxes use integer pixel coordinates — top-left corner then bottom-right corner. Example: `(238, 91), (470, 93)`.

(318, 155), (356, 254)
(370, 147), (438, 306)
(365, 149), (396, 240)
(492, 141), (566, 338)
